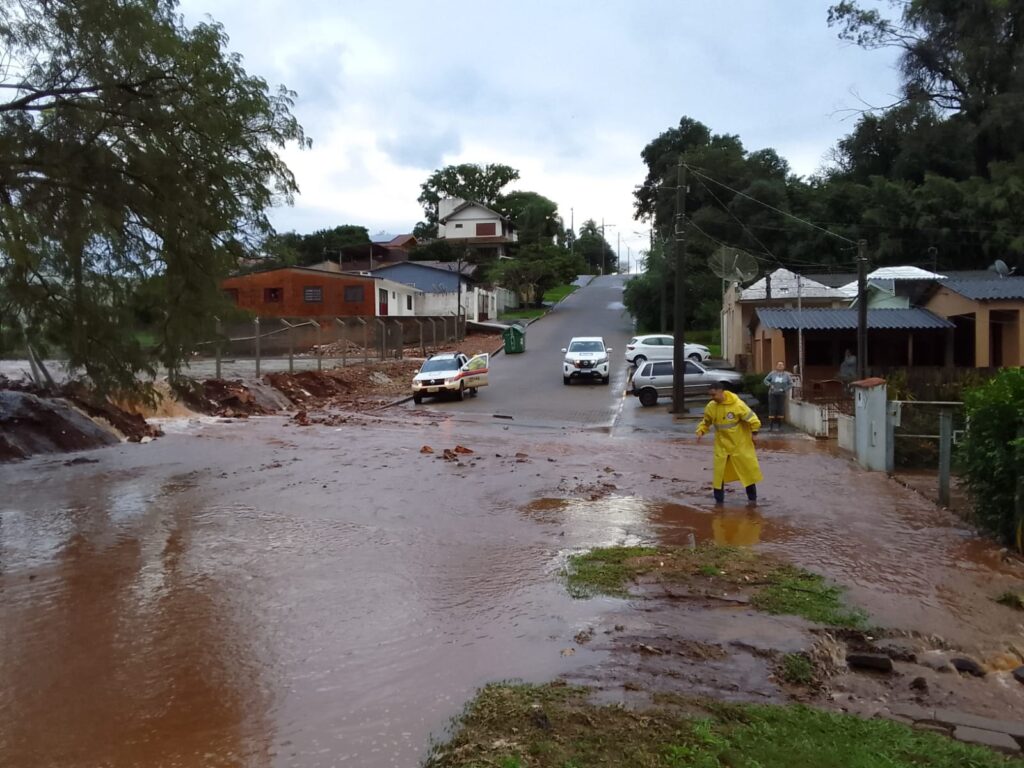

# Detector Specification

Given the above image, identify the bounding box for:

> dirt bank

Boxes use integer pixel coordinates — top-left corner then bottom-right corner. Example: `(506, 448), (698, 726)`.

(0, 390), (122, 460)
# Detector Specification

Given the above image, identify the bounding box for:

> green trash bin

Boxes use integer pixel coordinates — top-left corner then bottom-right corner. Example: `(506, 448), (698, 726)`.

(503, 323), (526, 354)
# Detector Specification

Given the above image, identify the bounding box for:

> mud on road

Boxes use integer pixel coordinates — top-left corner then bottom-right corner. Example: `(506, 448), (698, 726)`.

(2, 409), (1024, 766)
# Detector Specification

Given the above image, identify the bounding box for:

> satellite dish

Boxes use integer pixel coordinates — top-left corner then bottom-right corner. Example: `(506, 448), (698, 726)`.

(989, 259), (1017, 278)
(707, 246), (759, 284)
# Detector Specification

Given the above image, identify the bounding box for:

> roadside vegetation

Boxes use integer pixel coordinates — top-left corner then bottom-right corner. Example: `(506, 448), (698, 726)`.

(958, 368), (1024, 547)
(425, 682), (1019, 768)
(498, 284), (578, 322)
(565, 544), (866, 628)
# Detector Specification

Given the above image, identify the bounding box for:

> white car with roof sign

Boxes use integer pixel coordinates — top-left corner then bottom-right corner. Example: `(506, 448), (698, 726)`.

(412, 352), (489, 403)
(561, 336), (612, 385)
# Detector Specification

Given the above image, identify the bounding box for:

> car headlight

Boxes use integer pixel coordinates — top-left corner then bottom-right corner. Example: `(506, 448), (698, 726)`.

(564, 359), (572, 366)
(445, 376), (456, 384)
(595, 357), (608, 365)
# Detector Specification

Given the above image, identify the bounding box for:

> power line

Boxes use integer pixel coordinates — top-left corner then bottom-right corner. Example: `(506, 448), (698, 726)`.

(691, 172), (783, 268)
(685, 164), (857, 245)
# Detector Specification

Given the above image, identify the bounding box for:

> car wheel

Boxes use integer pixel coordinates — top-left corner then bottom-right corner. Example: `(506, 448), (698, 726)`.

(638, 388), (658, 407)
(688, 353), (702, 363)
(633, 354), (646, 365)
(601, 376), (610, 385)
(563, 376), (570, 385)
(412, 393), (422, 405)
(455, 383), (465, 401)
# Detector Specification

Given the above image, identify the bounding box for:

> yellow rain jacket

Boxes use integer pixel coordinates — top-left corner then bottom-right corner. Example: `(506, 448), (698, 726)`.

(695, 390), (763, 488)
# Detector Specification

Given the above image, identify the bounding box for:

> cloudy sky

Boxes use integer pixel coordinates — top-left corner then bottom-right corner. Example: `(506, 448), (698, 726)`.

(181, 0), (900, 264)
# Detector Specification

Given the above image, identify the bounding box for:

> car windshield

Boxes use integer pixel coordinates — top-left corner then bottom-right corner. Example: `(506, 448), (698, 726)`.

(568, 341), (604, 353)
(420, 358), (458, 372)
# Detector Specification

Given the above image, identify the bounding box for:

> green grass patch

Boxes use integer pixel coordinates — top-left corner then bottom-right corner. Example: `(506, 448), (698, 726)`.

(996, 591), (1024, 610)
(499, 307), (546, 322)
(542, 284), (577, 303)
(565, 546), (659, 598)
(779, 653), (815, 686)
(426, 682), (1021, 768)
(751, 566), (868, 628)
(565, 544), (866, 628)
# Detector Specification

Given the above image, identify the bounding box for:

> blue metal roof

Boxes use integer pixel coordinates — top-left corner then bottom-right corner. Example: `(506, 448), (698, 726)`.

(943, 278), (1024, 301)
(755, 308), (954, 331)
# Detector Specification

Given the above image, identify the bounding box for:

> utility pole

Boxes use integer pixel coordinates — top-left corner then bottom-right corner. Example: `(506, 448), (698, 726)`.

(671, 159), (688, 413)
(857, 239), (869, 381)
(616, 231), (620, 274)
(797, 273), (805, 377)
(570, 208), (574, 255)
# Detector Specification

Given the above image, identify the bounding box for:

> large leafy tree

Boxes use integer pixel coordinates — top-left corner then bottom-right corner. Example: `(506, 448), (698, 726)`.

(415, 163), (520, 237)
(496, 191), (563, 246)
(0, 0), (308, 392)
(490, 244), (583, 307)
(829, 0), (1024, 177)
(266, 225), (370, 267)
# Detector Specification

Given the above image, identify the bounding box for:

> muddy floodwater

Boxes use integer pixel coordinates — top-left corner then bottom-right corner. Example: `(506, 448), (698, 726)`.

(2, 414), (1023, 766)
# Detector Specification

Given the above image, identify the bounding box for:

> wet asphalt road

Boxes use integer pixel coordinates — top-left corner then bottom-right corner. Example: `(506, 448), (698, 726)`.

(409, 274), (637, 428)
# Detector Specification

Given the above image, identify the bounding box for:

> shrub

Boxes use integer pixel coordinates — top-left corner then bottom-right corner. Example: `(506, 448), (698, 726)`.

(958, 368), (1024, 544)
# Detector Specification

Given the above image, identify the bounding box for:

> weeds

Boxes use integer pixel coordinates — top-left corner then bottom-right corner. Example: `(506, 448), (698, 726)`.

(425, 683), (1021, 768)
(779, 653), (815, 686)
(565, 544), (866, 628)
(996, 591), (1024, 610)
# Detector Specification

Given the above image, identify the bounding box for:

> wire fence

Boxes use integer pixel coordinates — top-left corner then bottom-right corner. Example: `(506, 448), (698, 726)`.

(197, 315), (467, 378)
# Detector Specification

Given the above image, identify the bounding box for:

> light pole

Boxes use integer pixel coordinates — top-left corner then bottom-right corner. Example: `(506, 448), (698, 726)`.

(600, 219), (616, 274)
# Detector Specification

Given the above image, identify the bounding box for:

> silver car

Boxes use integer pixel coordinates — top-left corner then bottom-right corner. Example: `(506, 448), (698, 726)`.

(630, 359), (742, 407)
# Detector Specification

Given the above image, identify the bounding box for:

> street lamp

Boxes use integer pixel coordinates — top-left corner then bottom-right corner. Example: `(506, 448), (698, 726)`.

(600, 219), (615, 274)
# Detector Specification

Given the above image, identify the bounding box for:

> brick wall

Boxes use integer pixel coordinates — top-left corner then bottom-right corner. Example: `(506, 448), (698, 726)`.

(222, 268), (376, 317)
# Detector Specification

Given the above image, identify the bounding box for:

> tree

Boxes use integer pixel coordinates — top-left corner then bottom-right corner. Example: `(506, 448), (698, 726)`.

(490, 245), (583, 307)
(0, 0), (307, 393)
(829, 0), (1024, 176)
(496, 191), (563, 245)
(575, 220), (616, 273)
(416, 163), (520, 236)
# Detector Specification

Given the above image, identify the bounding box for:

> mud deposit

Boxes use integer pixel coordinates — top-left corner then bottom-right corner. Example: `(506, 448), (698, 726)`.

(3, 416), (1024, 766)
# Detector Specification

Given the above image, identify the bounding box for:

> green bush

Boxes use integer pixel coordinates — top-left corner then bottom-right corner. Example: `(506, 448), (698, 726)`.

(958, 368), (1024, 544)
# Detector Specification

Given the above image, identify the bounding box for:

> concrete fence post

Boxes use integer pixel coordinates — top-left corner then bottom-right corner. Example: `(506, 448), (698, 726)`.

(938, 408), (953, 508)
(214, 316), (223, 379)
(281, 319), (295, 374)
(362, 318), (369, 364)
(393, 319), (404, 360)
(254, 317), (261, 378)
(335, 318), (347, 368)
(1016, 422), (1024, 552)
(415, 320), (425, 357)
(430, 318), (437, 351)
(375, 318), (386, 361)
(316, 320), (323, 372)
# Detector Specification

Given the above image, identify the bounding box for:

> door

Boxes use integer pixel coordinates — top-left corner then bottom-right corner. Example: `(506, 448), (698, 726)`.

(682, 360), (704, 394)
(378, 287), (388, 316)
(649, 361), (673, 395)
(461, 354), (489, 388)
(653, 336), (674, 360)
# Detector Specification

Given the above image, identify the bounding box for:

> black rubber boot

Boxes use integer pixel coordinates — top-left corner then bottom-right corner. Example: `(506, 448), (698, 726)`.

(713, 487), (725, 505)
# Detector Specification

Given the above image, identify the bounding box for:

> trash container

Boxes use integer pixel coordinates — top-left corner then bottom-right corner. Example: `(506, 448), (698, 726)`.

(502, 323), (526, 354)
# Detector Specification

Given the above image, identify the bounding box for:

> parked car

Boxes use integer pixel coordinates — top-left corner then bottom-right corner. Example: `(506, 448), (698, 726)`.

(412, 352), (489, 404)
(624, 334), (710, 365)
(629, 359), (742, 407)
(561, 336), (612, 385)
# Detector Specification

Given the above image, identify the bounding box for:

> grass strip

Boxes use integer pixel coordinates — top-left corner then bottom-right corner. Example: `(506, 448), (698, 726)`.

(425, 683), (1022, 768)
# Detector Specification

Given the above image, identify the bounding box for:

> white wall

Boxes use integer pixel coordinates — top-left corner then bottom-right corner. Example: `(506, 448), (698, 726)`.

(787, 399), (830, 438)
(374, 279), (420, 317)
(837, 414), (855, 452)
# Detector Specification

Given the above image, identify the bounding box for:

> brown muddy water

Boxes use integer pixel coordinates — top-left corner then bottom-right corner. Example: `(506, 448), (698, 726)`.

(3, 416), (1024, 765)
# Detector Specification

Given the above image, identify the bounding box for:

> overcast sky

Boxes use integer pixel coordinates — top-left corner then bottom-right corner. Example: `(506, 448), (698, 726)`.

(181, 0), (900, 263)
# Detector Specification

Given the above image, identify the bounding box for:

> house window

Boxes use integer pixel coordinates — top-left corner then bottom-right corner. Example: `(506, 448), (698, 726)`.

(303, 286), (323, 303)
(406, 295), (412, 310)
(264, 287), (283, 303)
(392, 291), (396, 299)
(224, 289), (239, 304)
(454, 223), (463, 229)
(476, 222), (496, 236)
(344, 285), (364, 303)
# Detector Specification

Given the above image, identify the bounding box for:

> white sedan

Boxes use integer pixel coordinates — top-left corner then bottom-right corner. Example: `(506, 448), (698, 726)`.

(624, 334), (710, 365)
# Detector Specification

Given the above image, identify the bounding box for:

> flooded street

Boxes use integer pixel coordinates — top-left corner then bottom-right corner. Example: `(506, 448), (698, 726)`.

(4, 409), (1024, 766)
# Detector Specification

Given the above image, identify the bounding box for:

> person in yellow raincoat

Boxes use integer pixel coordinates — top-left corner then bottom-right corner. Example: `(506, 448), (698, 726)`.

(696, 381), (763, 505)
